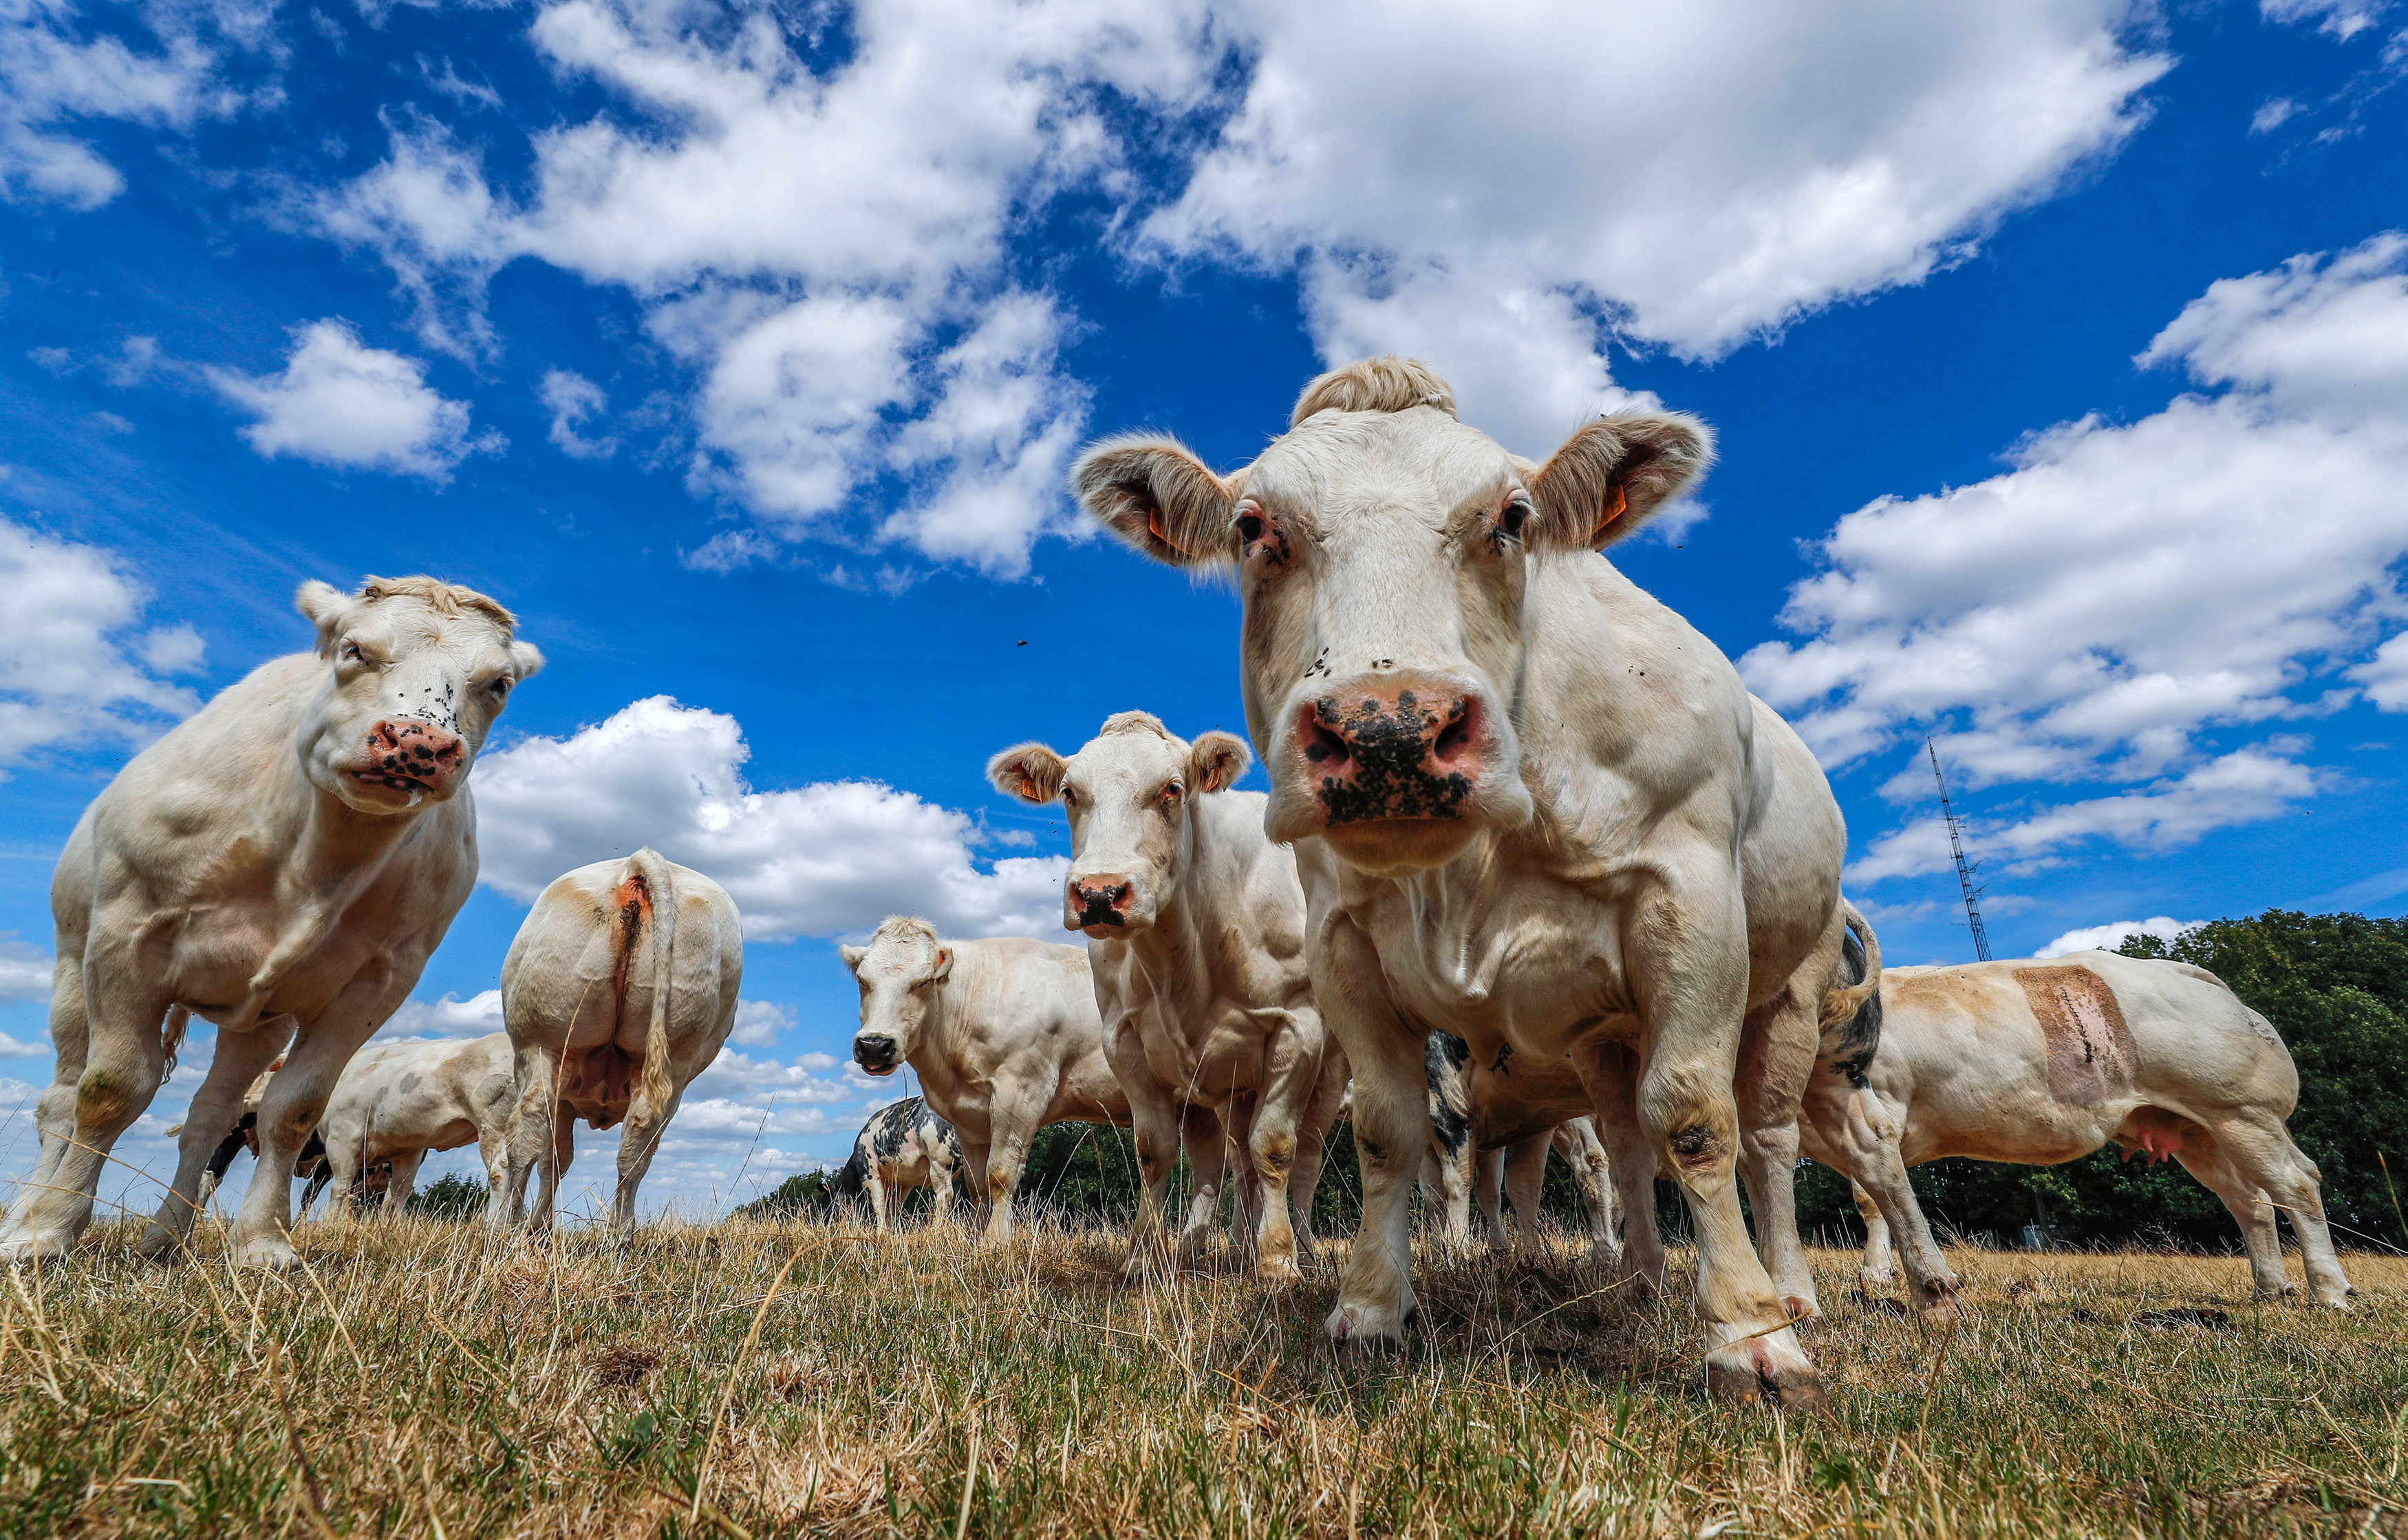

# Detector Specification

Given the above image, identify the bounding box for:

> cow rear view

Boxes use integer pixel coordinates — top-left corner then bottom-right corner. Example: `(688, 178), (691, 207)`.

(491, 849), (744, 1232)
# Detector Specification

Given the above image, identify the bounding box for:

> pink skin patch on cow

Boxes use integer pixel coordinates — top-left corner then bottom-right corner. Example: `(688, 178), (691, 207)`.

(2114, 1106), (2197, 1166)
(561, 1045), (643, 1129)
(2013, 965), (2138, 1109)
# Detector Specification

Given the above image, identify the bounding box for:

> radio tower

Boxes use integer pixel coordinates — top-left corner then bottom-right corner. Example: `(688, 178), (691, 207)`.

(1927, 737), (1992, 961)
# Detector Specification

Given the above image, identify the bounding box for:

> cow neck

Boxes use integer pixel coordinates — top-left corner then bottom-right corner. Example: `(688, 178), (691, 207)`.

(1119, 818), (1212, 1020)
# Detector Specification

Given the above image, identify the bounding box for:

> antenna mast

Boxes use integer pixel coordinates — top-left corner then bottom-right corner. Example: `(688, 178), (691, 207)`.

(1927, 737), (1992, 962)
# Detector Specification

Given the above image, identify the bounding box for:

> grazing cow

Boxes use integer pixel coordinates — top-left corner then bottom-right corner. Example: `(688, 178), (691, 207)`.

(1474, 1118), (1619, 1256)
(830, 1096), (964, 1232)
(314, 1032), (515, 1217)
(491, 851), (744, 1233)
(990, 713), (1350, 1279)
(845, 917), (1130, 1243)
(1073, 356), (1867, 1408)
(1803, 951), (2354, 1309)
(0, 577), (540, 1270)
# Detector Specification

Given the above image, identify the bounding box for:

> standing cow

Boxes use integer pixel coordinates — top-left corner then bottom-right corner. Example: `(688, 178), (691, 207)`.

(314, 1032), (516, 1217)
(1, 577), (540, 1270)
(1073, 356), (1864, 1408)
(990, 712), (1351, 1279)
(1807, 951), (2354, 1309)
(830, 1096), (964, 1233)
(490, 851), (744, 1233)
(845, 917), (1130, 1243)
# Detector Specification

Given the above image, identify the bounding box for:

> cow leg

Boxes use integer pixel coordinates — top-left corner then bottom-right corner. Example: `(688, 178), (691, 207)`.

(1572, 1044), (1666, 1295)
(612, 1087), (682, 1232)
(1, 949), (92, 1260)
(2167, 1135), (2289, 1302)
(1475, 1144), (1510, 1248)
(380, 1148), (424, 1219)
(1558, 1120), (1621, 1259)
(1849, 1181), (1894, 1284)
(1284, 1050), (1348, 1261)
(1735, 992), (1822, 1320)
(1246, 1016), (1326, 1281)
(137, 1024), (288, 1258)
(298, 1165), (332, 1220)
(870, 1169), (893, 1235)
(1109, 1020), (1190, 1274)
(2200, 1113), (2354, 1307)
(978, 1078), (1051, 1247)
(316, 1128), (364, 1221)
(1171, 1104), (1228, 1266)
(1316, 911), (1428, 1347)
(491, 1042), (561, 1235)
(230, 993), (397, 1270)
(1805, 1083), (1957, 1314)
(1502, 1133), (1550, 1256)
(929, 1148), (956, 1230)
(955, 1141), (991, 1232)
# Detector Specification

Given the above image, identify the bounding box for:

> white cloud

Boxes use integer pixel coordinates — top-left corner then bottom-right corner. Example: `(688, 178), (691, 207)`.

(378, 988), (504, 1040)
(314, 0), (1214, 575)
(0, 0), (268, 210)
(2036, 915), (2200, 958)
(2252, 96), (2305, 134)
(539, 367), (616, 460)
(0, 1035), (44, 1059)
(1146, 1), (2167, 450)
(0, 936), (54, 1006)
(728, 998), (787, 1049)
(2261, 0), (2388, 41)
(471, 695), (1069, 941)
(2353, 632), (2408, 710)
(1745, 236), (2408, 877)
(206, 319), (501, 480)
(0, 515), (204, 772)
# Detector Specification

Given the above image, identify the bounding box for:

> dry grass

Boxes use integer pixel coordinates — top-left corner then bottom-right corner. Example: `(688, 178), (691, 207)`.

(0, 1213), (2400, 1537)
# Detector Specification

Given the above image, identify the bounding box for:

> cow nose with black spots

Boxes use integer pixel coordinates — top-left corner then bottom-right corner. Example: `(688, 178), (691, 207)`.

(1066, 876), (1134, 936)
(361, 717), (466, 797)
(1292, 679), (1491, 826)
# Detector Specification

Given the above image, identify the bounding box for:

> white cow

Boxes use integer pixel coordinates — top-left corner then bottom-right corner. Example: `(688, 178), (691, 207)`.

(845, 918), (1130, 1243)
(314, 1032), (515, 1217)
(1, 577), (540, 1270)
(990, 712), (1351, 1279)
(1475, 1118), (1620, 1256)
(1805, 951), (2354, 1309)
(490, 851), (744, 1233)
(830, 1096), (963, 1232)
(1073, 355), (1868, 1409)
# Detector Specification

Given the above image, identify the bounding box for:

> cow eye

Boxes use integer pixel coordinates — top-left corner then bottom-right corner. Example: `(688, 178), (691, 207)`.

(1159, 783), (1183, 805)
(341, 641), (363, 663)
(1498, 498), (1532, 541)
(1235, 511), (1264, 546)
(486, 676), (513, 698)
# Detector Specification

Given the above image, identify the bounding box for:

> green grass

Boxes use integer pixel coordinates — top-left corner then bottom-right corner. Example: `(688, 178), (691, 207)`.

(0, 1215), (2400, 1537)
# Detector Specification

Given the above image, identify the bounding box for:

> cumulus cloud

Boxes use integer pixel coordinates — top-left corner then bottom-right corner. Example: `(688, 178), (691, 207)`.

(206, 320), (500, 480)
(539, 368), (615, 460)
(471, 696), (1068, 941)
(1745, 236), (2408, 877)
(728, 998), (787, 1049)
(0, 936), (54, 1006)
(2036, 915), (2200, 958)
(0, 516), (204, 772)
(1147, 1), (2167, 450)
(379, 989), (504, 1040)
(0, 0), (270, 209)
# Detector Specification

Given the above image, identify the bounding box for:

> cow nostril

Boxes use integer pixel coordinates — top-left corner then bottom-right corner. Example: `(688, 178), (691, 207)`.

(1302, 719), (1351, 770)
(1433, 707), (1471, 763)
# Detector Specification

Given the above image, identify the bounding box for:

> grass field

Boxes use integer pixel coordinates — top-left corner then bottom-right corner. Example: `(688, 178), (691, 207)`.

(0, 1214), (2399, 1538)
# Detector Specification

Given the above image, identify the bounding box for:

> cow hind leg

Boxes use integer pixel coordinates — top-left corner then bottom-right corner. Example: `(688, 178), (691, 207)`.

(1502, 1133), (1549, 1257)
(1474, 1144), (1509, 1248)
(491, 1045), (560, 1236)
(1853, 1181), (1896, 1286)
(2168, 1135), (2289, 1302)
(2198, 1113), (2354, 1308)
(612, 1091), (679, 1232)
(380, 1149), (424, 1220)
(1738, 1119), (1820, 1320)
(1560, 1120), (1621, 1260)
(1174, 1105), (1229, 1268)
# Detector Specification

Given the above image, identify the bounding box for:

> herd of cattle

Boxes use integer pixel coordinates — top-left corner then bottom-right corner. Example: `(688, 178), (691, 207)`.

(0, 358), (2352, 1411)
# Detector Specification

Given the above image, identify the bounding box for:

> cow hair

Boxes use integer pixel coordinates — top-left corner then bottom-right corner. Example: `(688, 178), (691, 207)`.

(358, 575), (520, 633)
(872, 915), (939, 947)
(1291, 356), (1458, 426)
(1099, 710), (1174, 741)
(1529, 412), (1715, 548)
(1072, 435), (1238, 568)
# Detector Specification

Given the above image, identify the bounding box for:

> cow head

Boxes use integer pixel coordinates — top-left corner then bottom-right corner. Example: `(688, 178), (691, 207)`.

(839, 917), (952, 1077)
(294, 576), (544, 816)
(1074, 356), (1710, 877)
(988, 712), (1250, 939)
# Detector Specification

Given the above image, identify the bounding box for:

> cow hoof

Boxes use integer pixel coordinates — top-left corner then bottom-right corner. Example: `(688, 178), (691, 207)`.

(1781, 1294), (1822, 1323)
(234, 1236), (301, 1272)
(1324, 1300), (1411, 1351)
(1859, 1268), (1896, 1289)
(1918, 1294), (1961, 1325)
(2310, 1288), (2353, 1310)
(133, 1226), (184, 1262)
(1255, 1257), (1302, 1283)
(0, 1234), (69, 1266)
(1706, 1335), (1829, 1416)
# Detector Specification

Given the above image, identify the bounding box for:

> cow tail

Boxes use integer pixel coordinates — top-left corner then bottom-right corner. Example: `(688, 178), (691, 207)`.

(160, 1005), (191, 1082)
(630, 847), (678, 1126)
(1820, 901), (1884, 1088)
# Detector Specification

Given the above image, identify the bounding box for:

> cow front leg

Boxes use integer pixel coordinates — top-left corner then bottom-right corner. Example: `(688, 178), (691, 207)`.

(1852, 1181), (1895, 1285)
(1328, 1023), (1426, 1347)
(231, 995), (394, 1270)
(137, 1022), (288, 1258)
(380, 1148), (425, 1219)
(1501, 1133), (1549, 1256)
(1572, 1043), (1666, 1294)
(1284, 1047), (1348, 1261)
(869, 1168), (892, 1234)
(978, 1080), (1049, 1247)
(1558, 1120), (1621, 1259)
(1476, 1144), (1511, 1248)
(1803, 1083), (1956, 1314)
(1173, 1104), (1228, 1265)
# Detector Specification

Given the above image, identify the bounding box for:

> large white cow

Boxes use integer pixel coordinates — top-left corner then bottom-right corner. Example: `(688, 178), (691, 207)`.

(314, 1033), (515, 1217)
(1074, 356), (1867, 1408)
(1, 577), (540, 1270)
(1805, 951), (2354, 1309)
(989, 713), (1350, 1279)
(490, 851), (744, 1233)
(844, 918), (1130, 1242)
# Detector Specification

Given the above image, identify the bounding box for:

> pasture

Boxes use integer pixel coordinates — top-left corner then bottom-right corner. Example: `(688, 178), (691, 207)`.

(1, 1216), (2397, 1538)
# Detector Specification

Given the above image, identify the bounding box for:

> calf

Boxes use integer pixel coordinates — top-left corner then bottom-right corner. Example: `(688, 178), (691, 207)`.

(844, 917), (1130, 1243)
(315, 1032), (515, 1217)
(1802, 951), (2354, 1309)
(830, 1096), (963, 1232)
(2, 576), (539, 1270)
(1075, 356), (1863, 1407)
(991, 713), (1350, 1279)
(491, 851), (744, 1233)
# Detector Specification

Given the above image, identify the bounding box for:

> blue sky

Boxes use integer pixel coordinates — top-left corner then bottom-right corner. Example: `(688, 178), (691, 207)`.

(3, 0), (2405, 1218)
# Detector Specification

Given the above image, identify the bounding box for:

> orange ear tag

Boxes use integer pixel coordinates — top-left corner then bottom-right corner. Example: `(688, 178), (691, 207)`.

(1147, 509), (1191, 557)
(1591, 483), (1628, 544)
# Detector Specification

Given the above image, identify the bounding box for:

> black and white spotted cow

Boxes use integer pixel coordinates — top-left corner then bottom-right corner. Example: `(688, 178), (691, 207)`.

(831, 1097), (965, 1233)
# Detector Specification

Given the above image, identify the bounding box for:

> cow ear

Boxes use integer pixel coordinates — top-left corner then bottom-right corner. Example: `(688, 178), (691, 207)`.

(296, 579), (354, 657)
(837, 943), (867, 971)
(1527, 412), (1714, 550)
(1186, 730), (1252, 794)
(930, 948), (954, 985)
(988, 742), (1068, 804)
(508, 640), (546, 681)
(1073, 435), (1238, 568)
